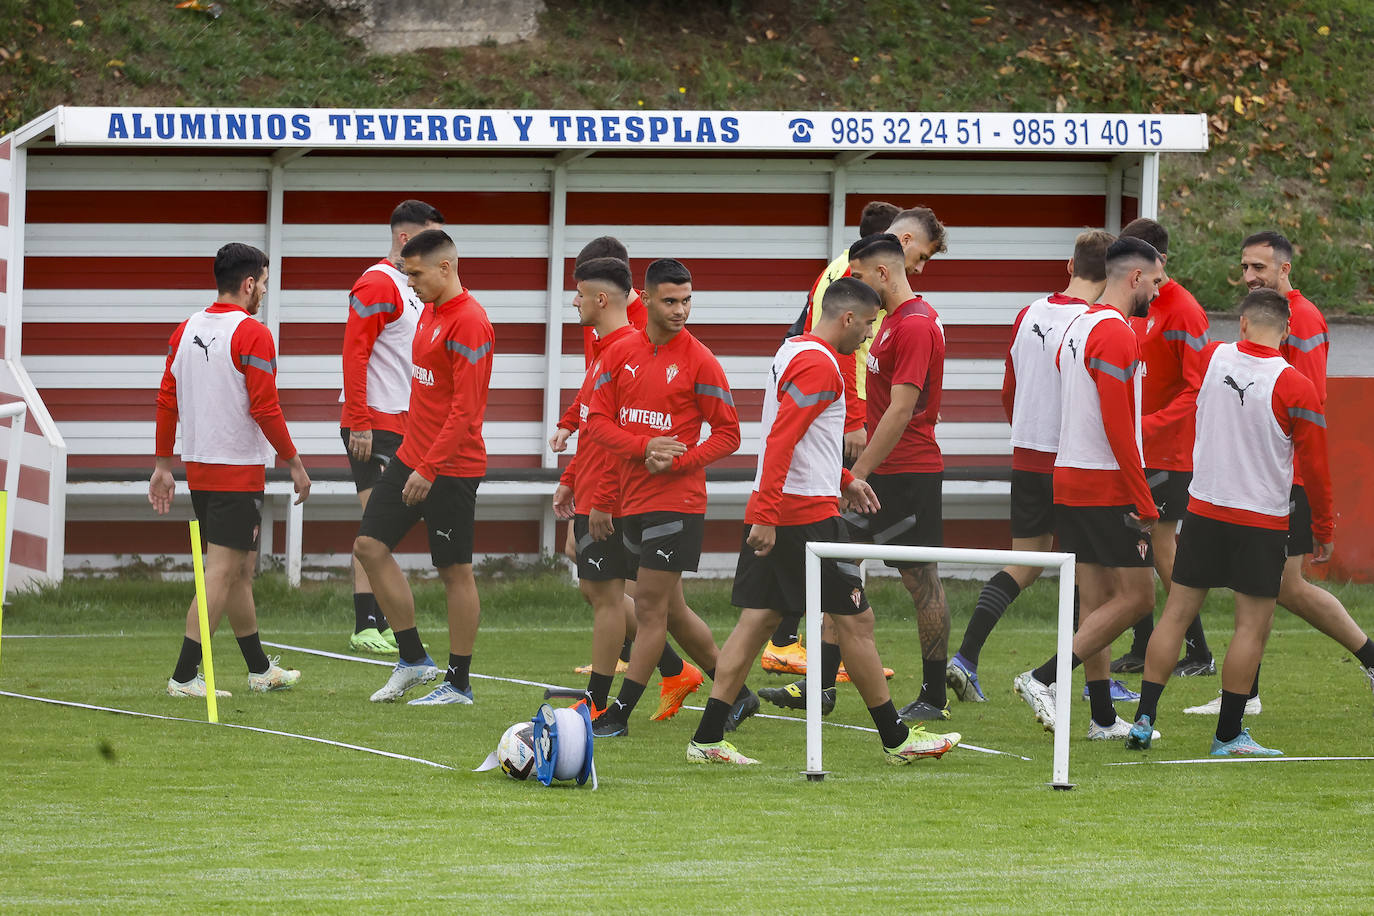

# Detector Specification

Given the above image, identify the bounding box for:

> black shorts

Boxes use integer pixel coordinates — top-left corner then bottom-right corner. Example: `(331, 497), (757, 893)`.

(844, 471), (942, 568)
(340, 427), (405, 494)
(621, 512), (704, 574)
(731, 516), (870, 617)
(190, 490), (263, 552)
(1172, 510), (1287, 599)
(1054, 503), (1155, 568)
(1146, 468), (1192, 522)
(573, 513), (635, 582)
(357, 458), (480, 567)
(1287, 485), (1313, 557)
(1010, 470), (1055, 539)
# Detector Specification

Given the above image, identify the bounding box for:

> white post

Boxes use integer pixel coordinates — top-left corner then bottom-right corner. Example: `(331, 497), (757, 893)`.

(804, 541), (1076, 787)
(286, 495), (303, 587)
(541, 156), (572, 472)
(803, 543), (825, 780)
(1138, 152), (1161, 219)
(1050, 555), (1076, 789)
(0, 401), (27, 594)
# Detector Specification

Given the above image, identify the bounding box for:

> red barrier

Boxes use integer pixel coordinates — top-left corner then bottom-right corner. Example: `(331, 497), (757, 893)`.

(1310, 377), (1374, 583)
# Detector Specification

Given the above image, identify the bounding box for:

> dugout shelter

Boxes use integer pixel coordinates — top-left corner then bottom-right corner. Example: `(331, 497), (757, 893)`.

(0, 106), (1211, 588)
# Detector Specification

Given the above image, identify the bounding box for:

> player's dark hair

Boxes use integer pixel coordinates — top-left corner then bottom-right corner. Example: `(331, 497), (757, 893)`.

(1071, 229), (1116, 283)
(400, 228), (458, 261)
(1106, 236), (1162, 276)
(574, 256), (632, 295)
(1120, 217), (1169, 256)
(889, 206), (949, 254)
(848, 232), (906, 262)
(859, 200), (901, 237)
(213, 242), (269, 294)
(1242, 230), (1294, 263)
(820, 276), (881, 320)
(576, 235), (630, 267)
(644, 258), (691, 290)
(1239, 287), (1291, 328)
(390, 199), (445, 229)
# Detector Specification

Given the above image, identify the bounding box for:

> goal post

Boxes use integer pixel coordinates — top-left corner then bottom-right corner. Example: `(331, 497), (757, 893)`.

(803, 541), (1077, 788)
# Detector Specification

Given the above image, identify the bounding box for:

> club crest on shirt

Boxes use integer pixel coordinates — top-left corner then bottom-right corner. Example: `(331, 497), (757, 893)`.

(851, 588), (862, 608)
(1137, 539), (1149, 560)
(666, 363), (679, 384)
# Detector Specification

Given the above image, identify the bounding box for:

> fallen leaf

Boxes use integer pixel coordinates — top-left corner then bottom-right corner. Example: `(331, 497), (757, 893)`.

(1233, 95), (1244, 114)
(997, 64), (1015, 75)
(795, 73), (807, 82)
(1317, 25), (1330, 36)
(971, 16), (991, 26)
(765, 29), (778, 40)
(106, 58), (124, 67)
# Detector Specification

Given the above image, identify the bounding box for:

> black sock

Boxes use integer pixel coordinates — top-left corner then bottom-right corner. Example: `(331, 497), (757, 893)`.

(770, 615), (801, 647)
(960, 571), (1021, 666)
(394, 627), (426, 664)
(172, 637), (202, 683)
(1130, 614), (1154, 657)
(692, 697), (731, 745)
(1135, 679), (1165, 726)
(586, 671), (614, 709)
(657, 643), (684, 678)
(445, 653), (471, 691)
(869, 700), (909, 748)
(1032, 653), (1081, 686)
(1086, 679), (1115, 727)
(1183, 615), (1211, 660)
(353, 593), (372, 632)
(820, 641), (842, 690)
(735, 683), (753, 703)
(619, 639), (633, 663)
(237, 632), (270, 675)
(1249, 663), (1261, 700)
(1216, 690), (1249, 743)
(374, 601), (389, 632)
(611, 678), (647, 718)
(1354, 639), (1374, 668)
(920, 658), (947, 707)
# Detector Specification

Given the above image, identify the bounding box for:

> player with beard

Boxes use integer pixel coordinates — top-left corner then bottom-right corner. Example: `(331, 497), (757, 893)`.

(1182, 231), (1374, 717)
(764, 200), (901, 677)
(945, 229), (1114, 703)
(1013, 237), (1163, 740)
(154, 243), (309, 697)
(586, 258), (754, 738)
(340, 199), (443, 654)
(688, 278), (959, 765)
(1112, 218), (1216, 678)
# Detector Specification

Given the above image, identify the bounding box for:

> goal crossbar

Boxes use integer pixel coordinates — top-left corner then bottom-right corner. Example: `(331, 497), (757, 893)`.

(804, 541), (1076, 788)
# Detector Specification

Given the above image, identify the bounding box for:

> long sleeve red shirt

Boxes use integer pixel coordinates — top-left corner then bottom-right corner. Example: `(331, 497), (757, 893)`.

(1053, 305), (1157, 521)
(155, 303), (296, 491)
(340, 260), (413, 434)
(561, 292), (649, 432)
(1281, 290), (1329, 488)
(585, 327), (740, 515)
(1131, 279), (1210, 471)
(395, 290), (494, 480)
(746, 334), (855, 526)
(558, 323), (639, 514)
(1188, 340), (1333, 542)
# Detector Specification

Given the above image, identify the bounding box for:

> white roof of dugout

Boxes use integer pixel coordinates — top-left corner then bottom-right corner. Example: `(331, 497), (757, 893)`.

(8, 106), (1208, 154)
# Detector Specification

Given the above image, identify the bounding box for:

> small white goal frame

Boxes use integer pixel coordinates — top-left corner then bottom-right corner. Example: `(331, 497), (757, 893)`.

(804, 542), (1077, 789)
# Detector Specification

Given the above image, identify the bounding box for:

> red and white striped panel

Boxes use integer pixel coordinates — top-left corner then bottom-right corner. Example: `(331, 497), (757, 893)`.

(23, 150), (1128, 564)
(2, 138), (64, 585)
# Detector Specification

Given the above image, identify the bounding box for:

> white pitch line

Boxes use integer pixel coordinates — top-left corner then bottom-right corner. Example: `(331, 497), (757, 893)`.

(1, 633), (132, 639)
(265, 641), (1032, 761)
(0, 689), (456, 771)
(1106, 755), (1374, 767)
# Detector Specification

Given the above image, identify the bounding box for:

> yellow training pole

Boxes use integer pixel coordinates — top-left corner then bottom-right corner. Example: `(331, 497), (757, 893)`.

(0, 491), (7, 673)
(189, 520), (219, 723)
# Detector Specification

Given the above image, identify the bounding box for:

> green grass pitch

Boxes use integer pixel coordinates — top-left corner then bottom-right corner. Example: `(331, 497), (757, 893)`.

(1, 573), (1372, 912)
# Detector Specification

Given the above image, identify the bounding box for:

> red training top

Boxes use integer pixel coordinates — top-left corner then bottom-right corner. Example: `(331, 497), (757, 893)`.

(339, 259), (416, 434)
(1281, 289), (1329, 488)
(1130, 278), (1210, 471)
(561, 290), (648, 433)
(558, 323), (639, 514)
(396, 289), (494, 480)
(863, 296), (945, 473)
(585, 327), (740, 515)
